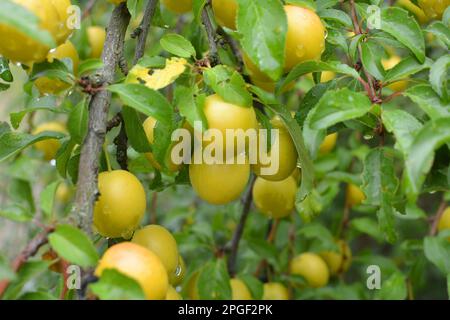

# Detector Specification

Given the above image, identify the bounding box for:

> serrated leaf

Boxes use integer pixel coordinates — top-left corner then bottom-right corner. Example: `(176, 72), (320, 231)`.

(384, 56), (432, 83)
(160, 34), (196, 58)
(362, 148), (399, 242)
(361, 41), (386, 80)
(239, 275), (263, 300)
(0, 131), (65, 162)
(403, 117), (450, 199)
(237, 0), (287, 81)
(174, 86), (208, 131)
(426, 21), (450, 49)
(308, 88), (372, 130)
(429, 55), (449, 101)
(382, 109), (423, 154)
(380, 7), (425, 63)
(404, 85), (450, 120)
(277, 60), (359, 93)
(203, 65), (253, 107)
(108, 84), (173, 126)
(48, 225), (99, 268)
(198, 259), (231, 300)
(89, 269), (146, 300)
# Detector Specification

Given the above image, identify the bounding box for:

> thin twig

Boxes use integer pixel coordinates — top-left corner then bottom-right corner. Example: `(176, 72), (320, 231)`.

(132, 0), (159, 65)
(201, 6), (220, 66)
(217, 26), (243, 71)
(82, 0), (96, 20)
(113, 113), (128, 170)
(0, 226), (55, 298)
(73, 4), (131, 235)
(430, 198), (447, 236)
(106, 113), (122, 131)
(227, 175), (256, 276)
(150, 192), (158, 224)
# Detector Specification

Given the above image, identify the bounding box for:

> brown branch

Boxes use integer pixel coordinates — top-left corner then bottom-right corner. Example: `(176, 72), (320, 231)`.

(0, 226), (55, 298)
(429, 198), (447, 236)
(106, 113), (122, 131)
(132, 0), (159, 65)
(349, 0), (378, 102)
(217, 26), (243, 71)
(227, 175), (256, 277)
(73, 4), (131, 235)
(113, 113), (128, 170)
(82, 0), (96, 20)
(201, 5), (220, 66)
(150, 192), (158, 224)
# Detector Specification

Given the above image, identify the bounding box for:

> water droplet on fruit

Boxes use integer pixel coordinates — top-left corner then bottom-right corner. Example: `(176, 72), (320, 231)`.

(295, 44), (305, 58)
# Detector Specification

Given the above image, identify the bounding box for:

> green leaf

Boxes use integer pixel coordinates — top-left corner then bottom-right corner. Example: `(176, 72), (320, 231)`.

(423, 236), (450, 274)
(382, 109), (423, 154)
(48, 225), (99, 268)
(350, 217), (384, 242)
(362, 147), (399, 242)
(319, 9), (352, 28)
(10, 105), (62, 130)
(3, 261), (49, 300)
(56, 139), (76, 178)
(198, 259), (231, 300)
(78, 59), (104, 75)
(239, 275), (264, 300)
(174, 86), (208, 131)
(89, 269), (146, 300)
(203, 65), (253, 107)
(404, 85), (450, 120)
(298, 223), (338, 251)
(429, 55), (449, 101)
(0, 205), (33, 222)
(0, 0), (55, 49)
(375, 271), (407, 300)
(264, 103), (314, 200)
(403, 117), (450, 199)
(361, 41), (385, 80)
(108, 84), (173, 126)
(296, 189), (323, 223)
(308, 88), (372, 130)
(68, 100), (88, 145)
(384, 56), (432, 83)
(30, 59), (74, 84)
(425, 21), (450, 49)
(247, 238), (280, 270)
(0, 57), (13, 82)
(160, 33), (196, 58)
(380, 7), (425, 63)
(277, 60), (359, 93)
(40, 181), (60, 219)
(237, 0), (287, 81)
(0, 131), (65, 162)
(122, 106), (151, 153)
(193, 0), (207, 23)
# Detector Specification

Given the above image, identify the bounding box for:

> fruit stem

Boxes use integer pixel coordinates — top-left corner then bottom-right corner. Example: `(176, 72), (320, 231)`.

(103, 142), (112, 172)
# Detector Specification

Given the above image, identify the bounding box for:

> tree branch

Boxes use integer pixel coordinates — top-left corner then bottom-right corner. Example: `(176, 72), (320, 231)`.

(0, 226), (55, 298)
(113, 113), (128, 170)
(132, 0), (159, 65)
(217, 26), (243, 71)
(201, 6), (220, 66)
(73, 4), (131, 235)
(227, 175), (256, 277)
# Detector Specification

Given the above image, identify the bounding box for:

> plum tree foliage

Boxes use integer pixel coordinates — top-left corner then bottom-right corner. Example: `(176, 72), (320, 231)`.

(0, 0), (449, 301)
